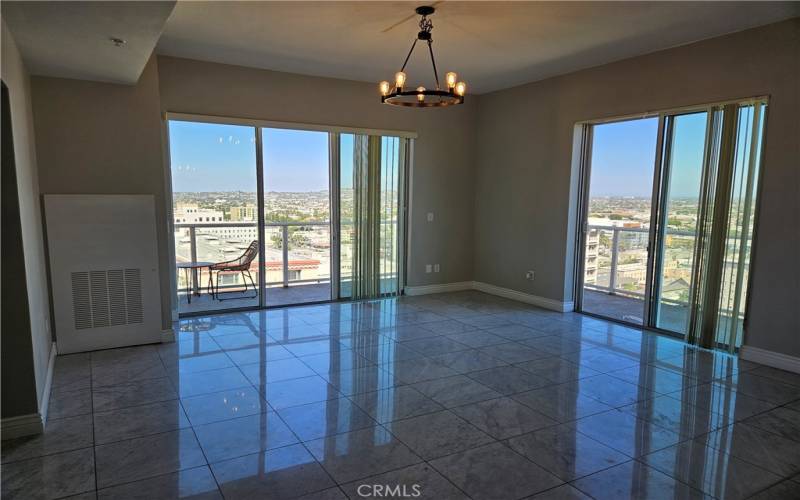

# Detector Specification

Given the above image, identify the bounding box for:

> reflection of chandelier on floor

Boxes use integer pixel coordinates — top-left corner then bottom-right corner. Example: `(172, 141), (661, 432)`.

(379, 6), (466, 107)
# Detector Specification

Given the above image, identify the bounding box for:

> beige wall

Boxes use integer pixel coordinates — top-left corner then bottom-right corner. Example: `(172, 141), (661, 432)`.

(473, 19), (799, 356)
(29, 55), (478, 328)
(31, 57), (172, 329)
(156, 56), (478, 289)
(1, 20), (53, 416)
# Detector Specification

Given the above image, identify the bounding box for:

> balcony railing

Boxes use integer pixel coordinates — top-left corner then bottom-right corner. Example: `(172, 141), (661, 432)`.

(583, 224), (694, 304)
(174, 221), (331, 294)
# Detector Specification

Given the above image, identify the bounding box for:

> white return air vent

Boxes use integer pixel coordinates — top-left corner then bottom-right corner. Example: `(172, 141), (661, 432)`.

(71, 269), (144, 329)
(45, 195), (162, 354)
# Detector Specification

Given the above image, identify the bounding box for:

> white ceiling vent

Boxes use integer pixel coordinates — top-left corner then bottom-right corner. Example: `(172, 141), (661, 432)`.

(71, 269), (144, 330)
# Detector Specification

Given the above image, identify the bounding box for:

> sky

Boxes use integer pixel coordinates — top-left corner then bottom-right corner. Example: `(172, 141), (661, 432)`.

(169, 121), (329, 192)
(589, 112), (707, 198)
(170, 114), (708, 198)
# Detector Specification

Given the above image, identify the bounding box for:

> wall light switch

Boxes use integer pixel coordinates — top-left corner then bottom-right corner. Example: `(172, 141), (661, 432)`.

(426, 264), (432, 273)
(427, 212), (434, 222)
(526, 270), (535, 281)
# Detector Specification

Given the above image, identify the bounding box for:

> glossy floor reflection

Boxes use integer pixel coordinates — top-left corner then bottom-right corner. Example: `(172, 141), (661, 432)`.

(3, 291), (799, 499)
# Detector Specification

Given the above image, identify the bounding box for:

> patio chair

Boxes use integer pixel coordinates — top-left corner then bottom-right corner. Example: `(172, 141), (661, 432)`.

(209, 240), (259, 301)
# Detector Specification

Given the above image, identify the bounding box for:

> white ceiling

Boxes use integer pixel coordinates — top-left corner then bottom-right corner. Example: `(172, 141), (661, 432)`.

(2, 1), (798, 91)
(1, 1), (175, 84)
(157, 1), (799, 93)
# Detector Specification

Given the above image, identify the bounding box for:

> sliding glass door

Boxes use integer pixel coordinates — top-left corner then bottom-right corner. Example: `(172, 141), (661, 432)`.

(170, 121), (262, 314)
(580, 117), (658, 325)
(653, 111), (708, 335)
(262, 128), (332, 307)
(169, 117), (410, 316)
(577, 98), (767, 351)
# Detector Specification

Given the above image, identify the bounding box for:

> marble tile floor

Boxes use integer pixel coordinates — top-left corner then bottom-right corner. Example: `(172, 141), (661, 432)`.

(3, 290), (800, 500)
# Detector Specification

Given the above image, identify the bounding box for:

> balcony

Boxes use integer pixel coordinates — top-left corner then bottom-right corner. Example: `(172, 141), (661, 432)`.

(583, 224), (692, 332)
(174, 221), (332, 314)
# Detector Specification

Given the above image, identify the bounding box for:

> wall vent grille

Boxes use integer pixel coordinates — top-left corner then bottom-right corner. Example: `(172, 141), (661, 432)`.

(71, 269), (144, 329)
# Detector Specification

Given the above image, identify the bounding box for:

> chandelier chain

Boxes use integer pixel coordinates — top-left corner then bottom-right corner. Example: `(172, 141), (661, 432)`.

(400, 38), (418, 73)
(427, 40), (441, 90)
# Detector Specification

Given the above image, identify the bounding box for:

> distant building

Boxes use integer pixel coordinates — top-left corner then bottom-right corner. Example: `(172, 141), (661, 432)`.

(230, 205), (257, 221)
(584, 227), (600, 285)
(174, 203), (224, 223)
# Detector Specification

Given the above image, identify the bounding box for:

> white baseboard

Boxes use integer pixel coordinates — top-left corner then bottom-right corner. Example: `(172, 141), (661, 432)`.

(473, 281), (573, 312)
(1, 413), (45, 439)
(740, 346), (800, 374)
(404, 280), (573, 313)
(161, 328), (176, 343)
(404, 281), (474, 296)
(38, 342), (57, 425)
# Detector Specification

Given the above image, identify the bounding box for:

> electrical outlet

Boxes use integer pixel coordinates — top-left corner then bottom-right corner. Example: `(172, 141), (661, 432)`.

(427, 212), (434, 222)
(525, 270), (535, 281)
(426, 264), (432, 273)
(434, 264), (440, 273)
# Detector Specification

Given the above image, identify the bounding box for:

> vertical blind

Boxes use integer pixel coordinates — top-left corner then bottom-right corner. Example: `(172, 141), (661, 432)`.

(341, 133), (409, 300)
(685, 101), (767, 351)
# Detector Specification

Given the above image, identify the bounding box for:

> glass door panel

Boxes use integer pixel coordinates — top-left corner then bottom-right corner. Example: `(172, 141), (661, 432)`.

(580, 117), (658, 325)
(653, 112), (708, 335)
(261, 128), (332, 306)
(169, 121), (260, 314)
(379, 136), (402, 295)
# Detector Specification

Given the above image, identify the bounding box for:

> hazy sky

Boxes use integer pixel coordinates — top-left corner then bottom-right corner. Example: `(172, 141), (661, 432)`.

(589, 112), (706, 198)
(169, 121), (329, 192)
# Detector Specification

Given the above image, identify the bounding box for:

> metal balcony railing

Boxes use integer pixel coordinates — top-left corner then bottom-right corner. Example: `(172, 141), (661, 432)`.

(174, 221), (331, 293)
(584, 224), (694, 305)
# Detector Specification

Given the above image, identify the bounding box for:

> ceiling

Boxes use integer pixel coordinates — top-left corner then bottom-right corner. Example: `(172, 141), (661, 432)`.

(156, 1), (798, 93)
(1, 1), (175, 84)
(3, 1), (798, 92)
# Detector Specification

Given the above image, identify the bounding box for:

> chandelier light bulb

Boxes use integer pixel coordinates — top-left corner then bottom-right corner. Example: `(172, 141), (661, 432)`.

(379, 81), (391, 96)
(445, 72), (457, 89)
(395, 71), (407, 89)
(416, 87), (426, 101)
(455, 81), (467, 96)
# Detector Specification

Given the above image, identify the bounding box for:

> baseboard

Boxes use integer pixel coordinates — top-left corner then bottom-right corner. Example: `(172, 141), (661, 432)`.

(740, 346), (800, 374)
(1, 413), (44, 439)
(38, 342), (57, 425)
(161, 328), (176, 343)
(473, 281), (572, 312)
(404, 281), (474, 296)
(404, 280), (572, 313)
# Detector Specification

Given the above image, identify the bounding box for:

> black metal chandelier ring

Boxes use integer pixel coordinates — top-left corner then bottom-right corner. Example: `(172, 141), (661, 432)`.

(379, 6), (466, 108)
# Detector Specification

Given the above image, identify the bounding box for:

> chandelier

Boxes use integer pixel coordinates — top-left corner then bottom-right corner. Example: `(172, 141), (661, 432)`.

(379, 6), (466, 107)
